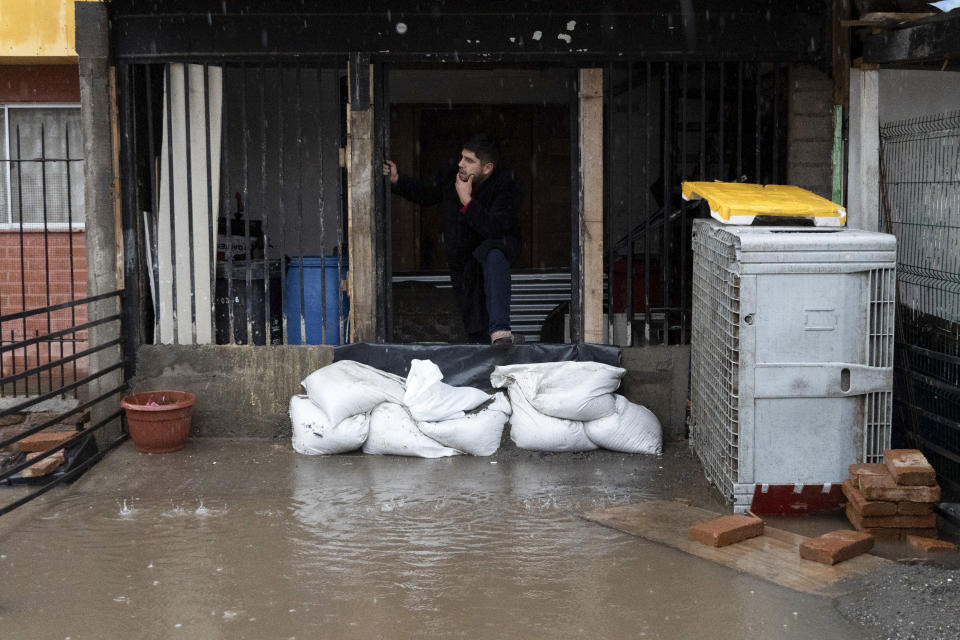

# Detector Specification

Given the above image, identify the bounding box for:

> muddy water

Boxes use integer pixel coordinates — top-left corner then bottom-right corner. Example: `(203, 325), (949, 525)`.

(0, 442), (865, 639)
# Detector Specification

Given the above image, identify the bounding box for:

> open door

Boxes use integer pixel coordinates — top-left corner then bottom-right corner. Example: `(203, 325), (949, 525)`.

(385, 65), (576, 344)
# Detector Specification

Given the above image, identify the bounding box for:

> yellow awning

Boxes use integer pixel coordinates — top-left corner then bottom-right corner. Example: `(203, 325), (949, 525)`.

(681, 181), (846, 227)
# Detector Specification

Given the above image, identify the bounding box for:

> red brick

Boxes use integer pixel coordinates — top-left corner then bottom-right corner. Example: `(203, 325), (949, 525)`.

(27, 411), (87, 428)
(847, 527), (936, 542)
(884, 449), (937, 486)
(906, 536), (957, 553)
(863, 527), (903, 542)
(0, 413), (26, 427)
(842, 478), (896, 516)
(690, 514), (764, 547)
(845, 504), (936, 529)
(863, 484), (940, 502)
(16, 429), (76, 452)
(850, 463), (894, 489)
(898, 501), (935, 516)
(1, 426), (27, 452)
(800, 530), (874, 565)
(20, 450), (66, 477)
(852, 466), (940, 502)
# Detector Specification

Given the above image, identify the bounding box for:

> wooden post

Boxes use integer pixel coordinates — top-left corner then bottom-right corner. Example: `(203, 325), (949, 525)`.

(579, 68), (604, 344)
(847, 67), (880, 232)
(347, 62), (377, 342)
(832, 0), (852, 206)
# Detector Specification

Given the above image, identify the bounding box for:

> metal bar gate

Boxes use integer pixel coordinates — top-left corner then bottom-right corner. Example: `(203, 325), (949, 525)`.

(0, 108), (127, 515)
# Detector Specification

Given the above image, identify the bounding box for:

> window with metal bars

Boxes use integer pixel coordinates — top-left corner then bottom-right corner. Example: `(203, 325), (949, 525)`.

(0, 104), (85, 227)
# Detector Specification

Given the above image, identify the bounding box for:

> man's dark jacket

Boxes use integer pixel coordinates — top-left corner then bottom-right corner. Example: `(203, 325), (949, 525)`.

(392, 164), (522, 338)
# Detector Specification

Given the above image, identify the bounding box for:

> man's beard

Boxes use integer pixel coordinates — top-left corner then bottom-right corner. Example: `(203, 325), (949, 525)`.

(460, 169), (483, 183)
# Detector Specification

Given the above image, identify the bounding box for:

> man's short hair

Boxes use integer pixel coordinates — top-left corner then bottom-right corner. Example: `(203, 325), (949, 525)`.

(463, 133), (500, 167)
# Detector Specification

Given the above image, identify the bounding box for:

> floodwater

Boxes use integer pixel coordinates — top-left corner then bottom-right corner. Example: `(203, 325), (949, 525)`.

(0, 441), (867, 640)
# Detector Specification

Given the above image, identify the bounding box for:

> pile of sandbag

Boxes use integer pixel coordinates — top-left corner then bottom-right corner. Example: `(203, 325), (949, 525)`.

(490, 362), (662, 454)
(291, 359), (663, 458)
(291, 359), (510, 457)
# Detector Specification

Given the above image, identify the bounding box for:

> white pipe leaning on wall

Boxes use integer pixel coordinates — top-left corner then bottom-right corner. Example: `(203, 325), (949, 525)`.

(157, 63), (223, 344)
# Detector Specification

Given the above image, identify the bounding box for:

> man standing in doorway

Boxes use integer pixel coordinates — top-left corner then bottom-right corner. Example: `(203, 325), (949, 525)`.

(383, 133), (523, 345)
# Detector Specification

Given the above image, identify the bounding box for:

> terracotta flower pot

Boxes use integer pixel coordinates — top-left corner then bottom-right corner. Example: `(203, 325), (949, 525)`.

(121, 391), (195, 453)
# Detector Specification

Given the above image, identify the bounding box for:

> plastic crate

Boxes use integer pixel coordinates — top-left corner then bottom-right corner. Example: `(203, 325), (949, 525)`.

(689, 220), (897, 513)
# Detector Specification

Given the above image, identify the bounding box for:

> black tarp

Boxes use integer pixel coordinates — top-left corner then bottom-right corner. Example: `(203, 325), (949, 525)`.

(334, 343), (621, 389)
(0, 433), (99, 486)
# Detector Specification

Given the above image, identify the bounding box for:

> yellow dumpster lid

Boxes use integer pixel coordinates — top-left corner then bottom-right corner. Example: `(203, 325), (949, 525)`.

(681, 181), (846, 227)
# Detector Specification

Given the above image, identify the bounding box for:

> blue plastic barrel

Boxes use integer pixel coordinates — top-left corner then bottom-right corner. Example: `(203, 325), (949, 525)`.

(285, 256), (348, 345)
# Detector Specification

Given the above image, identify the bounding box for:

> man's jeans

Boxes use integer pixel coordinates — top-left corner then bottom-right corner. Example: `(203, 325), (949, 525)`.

(482, 248), (511, 336)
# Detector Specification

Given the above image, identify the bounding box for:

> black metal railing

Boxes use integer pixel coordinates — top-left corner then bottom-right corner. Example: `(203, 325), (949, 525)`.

(0, 290), (128, 517)
(0, 108), (127, 516)
(604, 60), (789, 347)
(118, 62), (348, 348)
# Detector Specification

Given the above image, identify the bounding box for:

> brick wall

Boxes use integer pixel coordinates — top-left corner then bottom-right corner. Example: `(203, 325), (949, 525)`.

(0, 229), (87, 394)
(788, 65), (835, 200)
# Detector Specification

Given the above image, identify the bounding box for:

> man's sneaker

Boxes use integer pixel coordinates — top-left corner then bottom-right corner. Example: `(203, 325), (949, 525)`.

(491, 331), (524, 346)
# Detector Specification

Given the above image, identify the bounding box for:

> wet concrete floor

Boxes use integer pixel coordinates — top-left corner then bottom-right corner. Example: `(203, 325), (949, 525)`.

(0, 440), (875, 639)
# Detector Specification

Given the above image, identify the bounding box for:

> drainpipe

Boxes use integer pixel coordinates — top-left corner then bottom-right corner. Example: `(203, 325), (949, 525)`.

(76, 1), (125, 446)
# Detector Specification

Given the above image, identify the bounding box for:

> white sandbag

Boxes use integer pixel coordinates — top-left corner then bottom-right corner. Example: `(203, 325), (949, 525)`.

(583, 394), (663, 454)
(418, 393), (510, 456)
(301, 360), (405, 426)
(403, 359), (491, 422)
(505, 386), (597, 452)
(362, 402), (462, 458)
(289, 395), (369, 455)
(490, 361), (625, 421)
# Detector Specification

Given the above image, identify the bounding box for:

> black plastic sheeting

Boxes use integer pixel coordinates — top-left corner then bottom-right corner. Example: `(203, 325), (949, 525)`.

(334, 343), (622, 389)
(0, 433), (99, 486)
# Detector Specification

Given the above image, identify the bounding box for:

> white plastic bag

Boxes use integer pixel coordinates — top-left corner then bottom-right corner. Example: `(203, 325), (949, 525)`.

(362, 402), (462, 458)
(289, 395), (370, 455)
(583, 394), (662, 454)
(418, 393), (510, 457)
(301, 360), (405, 426)
(490, 361), (625, 421)
(403, 359), (491, 422)
(505, 386), (597, 452)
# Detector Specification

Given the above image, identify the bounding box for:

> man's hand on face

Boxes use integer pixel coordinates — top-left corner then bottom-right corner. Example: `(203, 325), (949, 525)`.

(455, 173), (473, 207)
(382, 160), (399, 186)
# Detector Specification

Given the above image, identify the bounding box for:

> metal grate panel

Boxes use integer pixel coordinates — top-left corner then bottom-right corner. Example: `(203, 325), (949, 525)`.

(882, 111), (960, 325)
(691, 221), (895, 505)
(864, 267), (895, 463)
(689, 223), (740, 501)
(882, 110), (960, 491)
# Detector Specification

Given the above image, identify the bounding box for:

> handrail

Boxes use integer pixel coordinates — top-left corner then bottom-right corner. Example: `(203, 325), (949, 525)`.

(0, 289), (122, 324)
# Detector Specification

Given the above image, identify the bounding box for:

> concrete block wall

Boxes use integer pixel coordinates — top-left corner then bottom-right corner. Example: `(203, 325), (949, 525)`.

(133, 345), (335, 438)
(134, 343), (691, 443)
(0, 229), (87, 385)
(619, 345), (689, 442)
(787, 64), (834, 199)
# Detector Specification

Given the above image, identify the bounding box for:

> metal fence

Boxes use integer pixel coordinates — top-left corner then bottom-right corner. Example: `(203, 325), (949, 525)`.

(1, 107), (87, 399)
(604, 61), (789, 346)
(0, 110), (127, 514)
(118, 62), (348, 348)
(118, 59), (793, 348)
(0, 290), (128, 516)
(881, 110), (960, 492)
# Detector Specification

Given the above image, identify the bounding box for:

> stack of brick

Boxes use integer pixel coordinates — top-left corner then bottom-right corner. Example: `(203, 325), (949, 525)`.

(844, 449), (940, 542)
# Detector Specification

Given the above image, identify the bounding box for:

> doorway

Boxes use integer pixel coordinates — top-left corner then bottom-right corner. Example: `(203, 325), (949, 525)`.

(385, 66), (575, 343)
